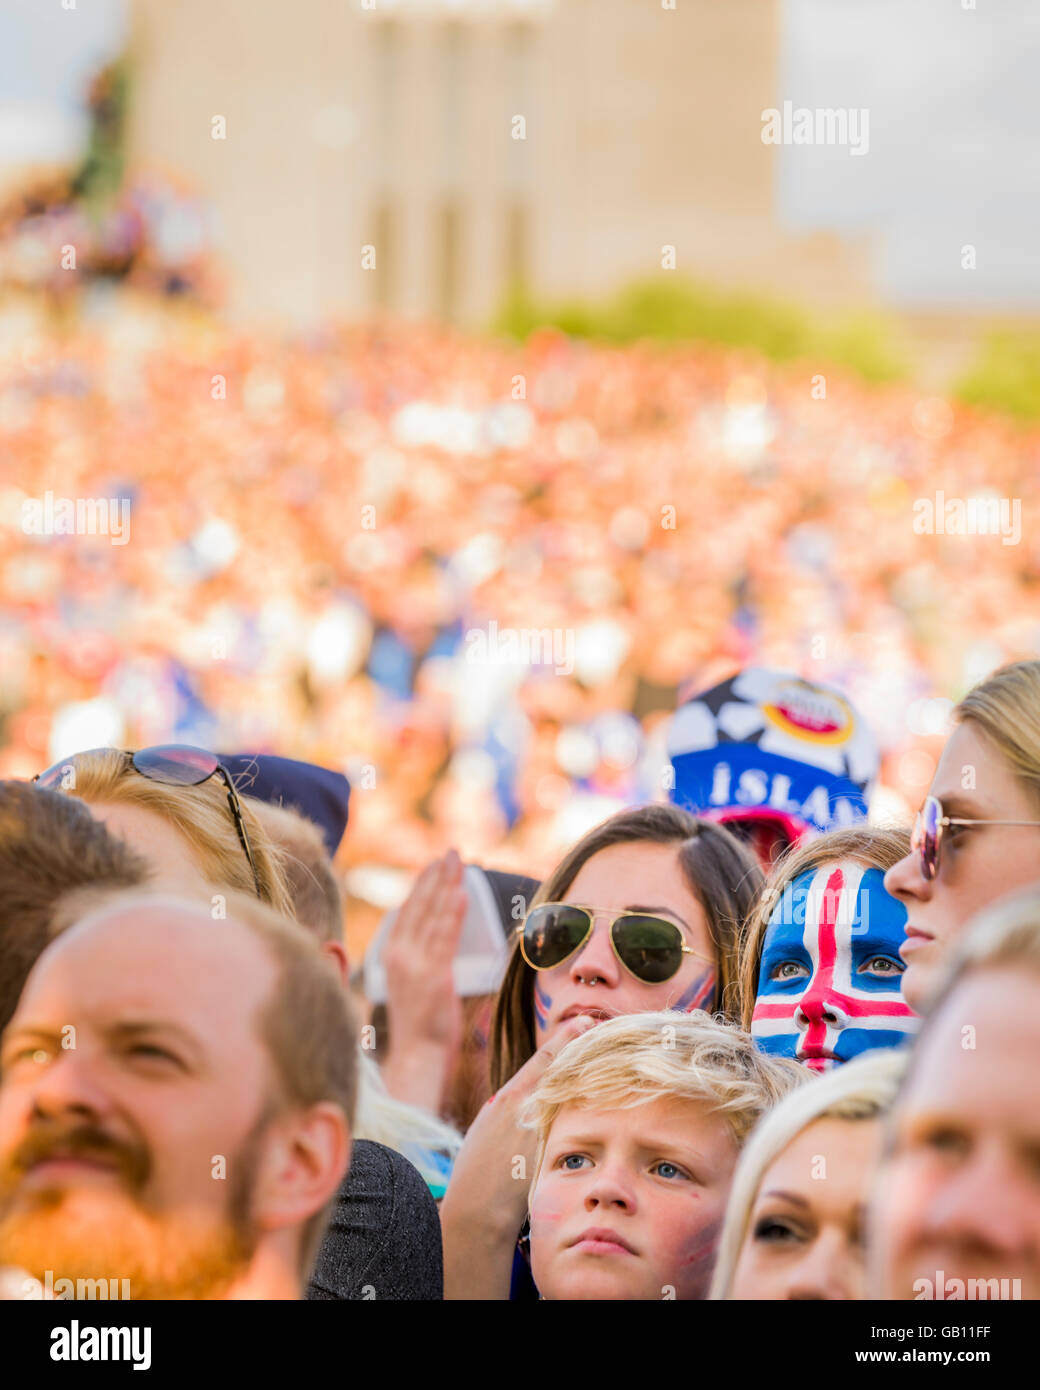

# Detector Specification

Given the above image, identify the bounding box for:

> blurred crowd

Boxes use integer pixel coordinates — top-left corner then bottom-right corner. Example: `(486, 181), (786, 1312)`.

(2, 288), (1039, 945)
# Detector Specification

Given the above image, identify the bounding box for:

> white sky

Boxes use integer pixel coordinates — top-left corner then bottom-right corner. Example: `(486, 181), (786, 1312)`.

(778, 0), (1040, 306)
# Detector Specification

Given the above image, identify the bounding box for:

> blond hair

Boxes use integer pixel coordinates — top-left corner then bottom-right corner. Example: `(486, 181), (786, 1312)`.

(250, 800), (343, 943)
(738, 825), (910, 1031)
(520, 1010), (807, 1195)
(955, 659), (1040, 813)
(709, 1048), (906, 1300)
(51, 750), (294, 918)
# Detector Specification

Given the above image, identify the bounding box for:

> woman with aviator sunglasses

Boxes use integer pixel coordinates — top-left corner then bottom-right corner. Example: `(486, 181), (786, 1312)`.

(441, 802), (762, 1299)
(884, 660), (1040, 1012)
(33, 745), (293, 916)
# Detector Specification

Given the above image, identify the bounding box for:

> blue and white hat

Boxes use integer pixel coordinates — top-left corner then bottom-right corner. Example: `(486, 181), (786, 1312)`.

(666, 667), (878, 842)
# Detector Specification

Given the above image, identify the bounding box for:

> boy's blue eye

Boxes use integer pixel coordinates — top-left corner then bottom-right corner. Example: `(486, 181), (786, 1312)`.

(652, 1161), (687, 1181)
(560, 1154), (590, 1171)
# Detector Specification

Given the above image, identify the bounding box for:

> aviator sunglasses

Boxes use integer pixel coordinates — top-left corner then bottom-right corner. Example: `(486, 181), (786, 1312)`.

(912, 793), (1040, 882)
(34, 744), (262, 898)
(517, 902), (713, 984)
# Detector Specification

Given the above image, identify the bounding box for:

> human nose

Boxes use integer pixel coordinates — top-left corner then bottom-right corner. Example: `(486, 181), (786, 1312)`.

(22, 1045), (113, 1125)
(583, 1159), (637, 1213)
(783, 1229), (862, 1300)
(797, 979), (850, 1031)
(884, 850), (930, 905)
(568, 915), (621, 987)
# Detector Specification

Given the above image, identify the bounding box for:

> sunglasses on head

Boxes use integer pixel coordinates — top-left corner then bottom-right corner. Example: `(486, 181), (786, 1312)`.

(517, 902), (712, 985)
(34, 744), (262, 898)
(911, 793), (1040, 882)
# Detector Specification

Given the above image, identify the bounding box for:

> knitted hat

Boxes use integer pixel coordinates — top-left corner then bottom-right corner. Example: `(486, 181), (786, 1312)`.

(666, 667), (878, 843)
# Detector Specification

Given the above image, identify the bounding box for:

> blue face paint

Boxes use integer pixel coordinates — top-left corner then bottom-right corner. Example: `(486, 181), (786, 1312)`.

(671, 967), (716, 1014)
(751, 861), (918, 1071)
(534, 980), (552, 1037)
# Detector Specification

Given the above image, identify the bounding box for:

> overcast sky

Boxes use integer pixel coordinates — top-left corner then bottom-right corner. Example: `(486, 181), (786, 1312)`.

(778, 0), (1040, 307)
(1, 0), (1037, 307)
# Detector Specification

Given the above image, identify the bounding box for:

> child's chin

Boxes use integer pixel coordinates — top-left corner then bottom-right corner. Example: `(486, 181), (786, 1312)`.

(538, 1265), (649, 1301)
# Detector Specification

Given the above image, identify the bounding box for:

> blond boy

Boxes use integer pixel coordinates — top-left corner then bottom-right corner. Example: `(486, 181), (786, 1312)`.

(521, 1011), (805, 1300)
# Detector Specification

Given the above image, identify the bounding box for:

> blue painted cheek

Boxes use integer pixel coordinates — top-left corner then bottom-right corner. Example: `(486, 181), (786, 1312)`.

(671, 968), (716, 1013)
(534, 981), (552, 1034)
(753, 1033), (798, 1059)
(833, 1028), (915, 1062)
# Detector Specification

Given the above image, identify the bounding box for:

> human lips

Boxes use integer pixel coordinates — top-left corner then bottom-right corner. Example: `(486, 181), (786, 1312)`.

(899, 925), (935, 959)
(23, 1153), (123, 1186)
(558, 1003), (618, 1023)
(797, 1043), (838, 1072)
(569, 1226), (637, 1256)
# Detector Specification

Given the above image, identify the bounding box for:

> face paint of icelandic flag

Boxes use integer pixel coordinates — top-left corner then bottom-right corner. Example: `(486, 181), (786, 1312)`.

(751, 862), (918, 1072)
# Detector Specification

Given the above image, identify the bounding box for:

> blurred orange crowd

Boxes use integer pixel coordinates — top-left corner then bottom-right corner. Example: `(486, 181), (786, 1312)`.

(2, 290), (1039, 907)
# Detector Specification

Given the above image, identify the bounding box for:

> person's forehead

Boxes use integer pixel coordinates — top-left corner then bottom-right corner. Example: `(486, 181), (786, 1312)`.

(569, 843), (690, 904)
(549, 1095), (730, 1153)
(761, 1115), (880, 1202)
(929, 723), (1013, 809)
(763, 863), (906, 949)
(17, 905), (276, 1039)
(89, 801), (197, 856)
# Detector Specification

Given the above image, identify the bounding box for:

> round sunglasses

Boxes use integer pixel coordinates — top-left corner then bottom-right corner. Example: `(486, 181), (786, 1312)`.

(912, 793), (1040, 882)
(517, 902), (712, 985)
(34, 745), (262, 898)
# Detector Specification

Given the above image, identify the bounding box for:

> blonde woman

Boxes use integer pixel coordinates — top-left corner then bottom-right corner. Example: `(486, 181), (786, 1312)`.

(884, 659), (1040, 1010)
(34, 744), (292, 915)
(519, 1011), (806, 1300)
(739, 825), (917, 1070)
(710, 1049), (905, 1300)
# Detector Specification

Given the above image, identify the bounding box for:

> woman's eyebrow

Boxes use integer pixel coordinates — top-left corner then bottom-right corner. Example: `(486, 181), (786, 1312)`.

(758, 1189), (810, 1209)
(934, 794), (990, 820)
(624, 904), (691, 929)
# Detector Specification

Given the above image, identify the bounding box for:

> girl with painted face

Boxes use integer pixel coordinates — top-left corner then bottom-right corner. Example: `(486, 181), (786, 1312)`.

(740, 827), (918, 1071)
(441, 803), (763, 1299)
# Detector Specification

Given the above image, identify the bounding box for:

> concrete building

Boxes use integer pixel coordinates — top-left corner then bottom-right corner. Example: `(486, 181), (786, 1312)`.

(127, 0), (880, 329)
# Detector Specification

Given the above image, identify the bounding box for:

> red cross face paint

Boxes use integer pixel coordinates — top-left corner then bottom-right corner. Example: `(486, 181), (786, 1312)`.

(751, 861), (918, 1071)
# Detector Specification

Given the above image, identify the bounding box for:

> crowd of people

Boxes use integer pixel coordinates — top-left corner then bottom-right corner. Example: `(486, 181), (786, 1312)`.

(0, 655), (1038, 1302)
(2, 293), (1039, 959)
(2, 249), (1039, 1305)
